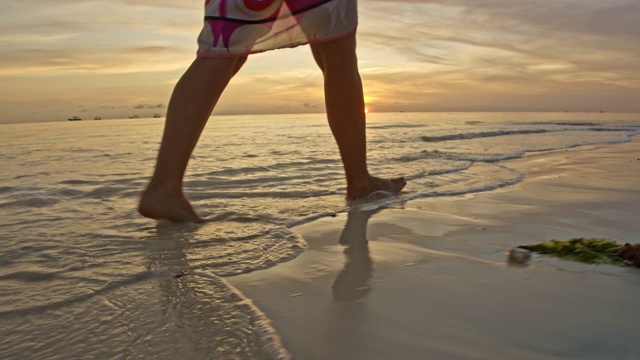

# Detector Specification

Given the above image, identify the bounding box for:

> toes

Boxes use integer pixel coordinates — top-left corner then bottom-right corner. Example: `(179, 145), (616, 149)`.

(380, 177), (406, 193)
(391, 177), (407, 192)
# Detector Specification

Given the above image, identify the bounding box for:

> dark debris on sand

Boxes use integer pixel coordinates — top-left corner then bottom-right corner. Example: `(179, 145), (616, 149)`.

(615, 243), (640, 268)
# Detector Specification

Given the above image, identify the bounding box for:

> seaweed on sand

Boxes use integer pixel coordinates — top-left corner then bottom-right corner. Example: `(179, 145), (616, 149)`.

(520, 238), (640, 267)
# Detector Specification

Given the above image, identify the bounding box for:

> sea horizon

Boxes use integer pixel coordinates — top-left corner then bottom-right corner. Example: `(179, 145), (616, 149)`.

(3, 110), (640, 126)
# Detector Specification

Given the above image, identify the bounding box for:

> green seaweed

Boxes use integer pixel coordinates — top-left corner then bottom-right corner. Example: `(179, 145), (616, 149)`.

(522, 238), (624, 265)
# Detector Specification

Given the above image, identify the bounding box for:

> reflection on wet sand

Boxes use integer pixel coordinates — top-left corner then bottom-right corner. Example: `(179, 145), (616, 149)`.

(140, 223), (290, 360)
(332, 208), (378, 302)
(139, 207), (383, 358)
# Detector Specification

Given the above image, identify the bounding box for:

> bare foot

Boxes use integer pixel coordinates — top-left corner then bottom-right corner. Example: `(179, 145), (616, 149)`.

(138, 186), (203, 222)
(347, 175), (406, 200)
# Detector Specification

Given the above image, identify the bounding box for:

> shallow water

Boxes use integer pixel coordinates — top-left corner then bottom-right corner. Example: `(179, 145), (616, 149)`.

(0, 112), (638, 359)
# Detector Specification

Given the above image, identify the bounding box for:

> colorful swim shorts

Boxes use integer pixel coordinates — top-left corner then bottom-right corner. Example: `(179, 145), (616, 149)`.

(197, 0), (358, 58)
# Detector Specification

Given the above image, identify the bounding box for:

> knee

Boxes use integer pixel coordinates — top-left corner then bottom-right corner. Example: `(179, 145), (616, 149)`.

(310, 47), (326, 73)
(310, 35), (358, 75)
(320, 53), (359, 80)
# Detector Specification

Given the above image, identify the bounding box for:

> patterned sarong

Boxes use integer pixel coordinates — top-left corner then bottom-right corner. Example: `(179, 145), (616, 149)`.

(197, 0), (357, 57)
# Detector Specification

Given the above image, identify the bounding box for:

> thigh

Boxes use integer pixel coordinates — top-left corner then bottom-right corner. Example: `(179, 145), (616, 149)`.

(290, 0), (358, 43)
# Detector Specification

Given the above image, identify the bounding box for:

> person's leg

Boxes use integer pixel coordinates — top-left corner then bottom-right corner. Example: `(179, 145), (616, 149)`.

(139, 56), (247, 222)
(310, 34), (406, 199)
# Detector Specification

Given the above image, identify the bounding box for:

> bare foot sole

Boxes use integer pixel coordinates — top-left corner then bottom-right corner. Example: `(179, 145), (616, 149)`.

(138, 188), (203, 223)
(347, 176), (407, 200)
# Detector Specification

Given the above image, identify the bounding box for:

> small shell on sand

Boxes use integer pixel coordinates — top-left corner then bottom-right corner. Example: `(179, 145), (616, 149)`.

(506, 247), (532, 264)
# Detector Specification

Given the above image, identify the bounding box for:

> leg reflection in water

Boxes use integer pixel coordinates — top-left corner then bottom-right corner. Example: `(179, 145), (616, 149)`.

(332, 208), (379, 302)
(140, 224), (290, 359)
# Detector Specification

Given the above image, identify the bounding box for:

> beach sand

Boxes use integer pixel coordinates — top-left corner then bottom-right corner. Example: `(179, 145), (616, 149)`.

(229, 139), (640, 359)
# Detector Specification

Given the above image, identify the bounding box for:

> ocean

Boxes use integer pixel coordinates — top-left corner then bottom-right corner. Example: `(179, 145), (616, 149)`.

(1, 112), (638, 359)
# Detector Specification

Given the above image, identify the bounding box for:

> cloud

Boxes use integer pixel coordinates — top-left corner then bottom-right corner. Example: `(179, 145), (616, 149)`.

(134, 103), (165, 109)
(0, 0), (200, 79)
(0, 45), (192, 76)
(355, 0), (640, 111)
(0, 33), (81, 45)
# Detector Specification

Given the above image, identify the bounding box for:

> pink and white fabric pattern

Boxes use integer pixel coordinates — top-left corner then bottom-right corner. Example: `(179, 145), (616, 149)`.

(197, 0), (357, 57)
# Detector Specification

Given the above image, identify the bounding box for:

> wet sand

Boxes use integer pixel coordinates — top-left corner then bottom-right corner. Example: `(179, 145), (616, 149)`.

(229, 139), (640, 360)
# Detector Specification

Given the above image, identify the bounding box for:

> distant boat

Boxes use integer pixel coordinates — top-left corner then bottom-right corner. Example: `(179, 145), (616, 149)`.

(68, 116), (82, 121)
(94, 116), (102, 120)
(129, 115), (140, 119)
(153, 114), (162, 118)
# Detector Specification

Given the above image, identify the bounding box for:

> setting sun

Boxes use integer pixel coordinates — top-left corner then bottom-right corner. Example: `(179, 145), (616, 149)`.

(364, 94), (374, 114)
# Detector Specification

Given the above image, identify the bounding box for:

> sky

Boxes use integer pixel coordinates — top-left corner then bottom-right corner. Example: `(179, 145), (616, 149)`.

(1, 0), (639, 123)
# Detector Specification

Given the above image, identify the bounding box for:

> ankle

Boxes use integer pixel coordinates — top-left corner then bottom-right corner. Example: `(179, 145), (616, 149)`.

(346, 175), (372, 197)
(145, 177), (183, 195)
